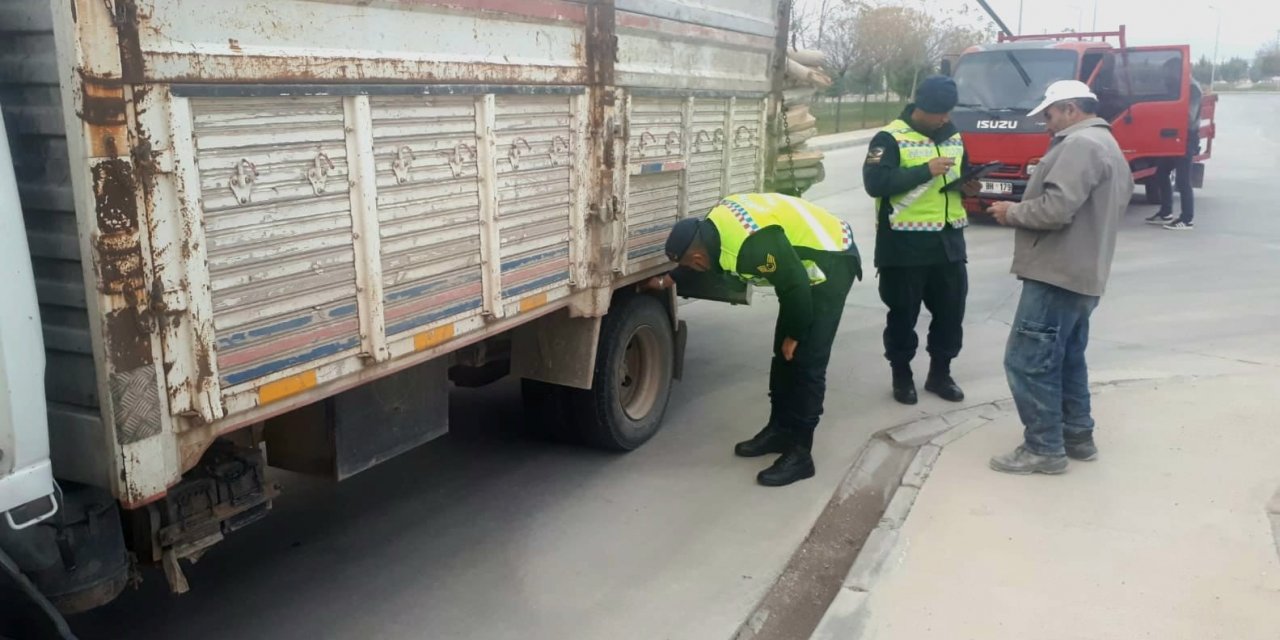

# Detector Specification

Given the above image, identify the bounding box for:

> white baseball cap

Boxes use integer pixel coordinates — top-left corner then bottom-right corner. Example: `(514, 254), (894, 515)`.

(1028, 80), (1098, 117)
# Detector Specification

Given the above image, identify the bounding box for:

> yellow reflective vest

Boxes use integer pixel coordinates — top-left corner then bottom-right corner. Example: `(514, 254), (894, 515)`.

(875, 119), (968, 232)
(706, 193), (855, 286)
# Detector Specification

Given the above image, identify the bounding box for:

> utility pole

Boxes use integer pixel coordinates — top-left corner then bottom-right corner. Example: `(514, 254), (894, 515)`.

(1209, 7), (1221, 89)
(1091, 0), (1098, 31)
(1018, 0), (1024, 34)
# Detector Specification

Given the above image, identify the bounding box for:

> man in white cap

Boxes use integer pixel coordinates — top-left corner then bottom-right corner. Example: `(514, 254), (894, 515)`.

(985, 80), (1133, 475)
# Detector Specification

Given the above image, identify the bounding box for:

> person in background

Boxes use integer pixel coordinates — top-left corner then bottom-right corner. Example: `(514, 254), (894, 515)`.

(862, 76), (980, 406)
(986, 81), (1133, 475)
(1146, 79), (1203, 230)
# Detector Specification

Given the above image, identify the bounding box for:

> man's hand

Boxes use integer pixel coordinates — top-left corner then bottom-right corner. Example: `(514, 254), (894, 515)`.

(987, 201), (1014, 225)
(927, 157), (956, 177)
(639, 275), (671, 292)
(781, 337), (798, 362)
(962, 179), (982, 197)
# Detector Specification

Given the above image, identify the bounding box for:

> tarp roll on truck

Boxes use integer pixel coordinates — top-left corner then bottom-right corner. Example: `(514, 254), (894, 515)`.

(0, 0), (793, 613)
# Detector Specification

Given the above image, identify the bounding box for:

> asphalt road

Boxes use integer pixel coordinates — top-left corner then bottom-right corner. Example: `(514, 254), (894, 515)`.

(68, 93), (1280, 639)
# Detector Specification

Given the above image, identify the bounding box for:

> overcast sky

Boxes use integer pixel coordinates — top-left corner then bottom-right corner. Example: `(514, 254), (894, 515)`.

(794, 0), (1280, 63)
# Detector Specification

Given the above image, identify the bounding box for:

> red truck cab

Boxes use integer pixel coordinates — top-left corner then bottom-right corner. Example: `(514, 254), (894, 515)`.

(949, 28), (1218, 214)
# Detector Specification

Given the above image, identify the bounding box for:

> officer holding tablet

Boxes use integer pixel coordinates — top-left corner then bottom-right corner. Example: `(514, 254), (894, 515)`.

(863, 75), (981, 406)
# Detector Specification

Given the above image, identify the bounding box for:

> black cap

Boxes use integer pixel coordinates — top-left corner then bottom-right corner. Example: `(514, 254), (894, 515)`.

(915, 75), (958, 114)
(664, 218), (701, 262)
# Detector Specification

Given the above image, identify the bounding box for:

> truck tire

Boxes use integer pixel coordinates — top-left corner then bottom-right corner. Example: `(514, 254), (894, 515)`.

(570, 294), (675, 451)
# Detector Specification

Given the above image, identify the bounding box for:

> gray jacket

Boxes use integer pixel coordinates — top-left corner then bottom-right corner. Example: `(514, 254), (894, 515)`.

(1007, 117), (1133, 297)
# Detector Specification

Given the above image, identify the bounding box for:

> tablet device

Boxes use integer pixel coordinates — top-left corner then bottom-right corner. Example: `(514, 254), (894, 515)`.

(941, 161), (1003, 192)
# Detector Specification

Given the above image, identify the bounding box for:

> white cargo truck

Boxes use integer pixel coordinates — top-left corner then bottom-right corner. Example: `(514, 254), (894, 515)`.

(0, 0), (789, 613)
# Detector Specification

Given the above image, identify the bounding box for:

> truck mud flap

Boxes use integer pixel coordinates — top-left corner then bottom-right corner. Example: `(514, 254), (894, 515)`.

(265, 359), (450, 481)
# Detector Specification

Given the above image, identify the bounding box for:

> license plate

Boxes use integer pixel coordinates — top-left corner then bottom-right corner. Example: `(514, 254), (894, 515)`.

(981, 180), (1013, 195)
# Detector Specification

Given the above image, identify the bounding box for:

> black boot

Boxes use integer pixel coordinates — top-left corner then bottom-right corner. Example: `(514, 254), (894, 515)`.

(757, 429), (815, 487)
(734, 423), (790, 457)
(891, 363), (918, 405)
(924, 358), (964, 402)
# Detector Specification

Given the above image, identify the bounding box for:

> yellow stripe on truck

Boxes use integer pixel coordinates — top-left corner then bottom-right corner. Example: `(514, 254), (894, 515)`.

(519, 292), (548, 313)
(257, 370), (318, 405)
(414, 324), (455, 352)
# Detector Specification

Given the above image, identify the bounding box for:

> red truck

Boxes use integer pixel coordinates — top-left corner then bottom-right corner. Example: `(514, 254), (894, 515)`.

(945, 28), (1218, 213)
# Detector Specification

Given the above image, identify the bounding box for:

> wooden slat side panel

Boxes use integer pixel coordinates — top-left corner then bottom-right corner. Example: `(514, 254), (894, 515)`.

(190, 96), (362, 388)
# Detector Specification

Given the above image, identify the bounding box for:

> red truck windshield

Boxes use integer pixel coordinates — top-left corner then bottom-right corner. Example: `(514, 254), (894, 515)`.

(954, 50), (1079, 112)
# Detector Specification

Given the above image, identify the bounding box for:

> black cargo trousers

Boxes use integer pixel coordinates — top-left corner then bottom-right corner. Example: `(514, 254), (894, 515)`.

(877, 261), (967, 367)
(767, 254), (857, 447)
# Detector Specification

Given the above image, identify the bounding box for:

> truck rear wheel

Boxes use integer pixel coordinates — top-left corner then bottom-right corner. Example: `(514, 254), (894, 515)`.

(570, 294), (674, 451)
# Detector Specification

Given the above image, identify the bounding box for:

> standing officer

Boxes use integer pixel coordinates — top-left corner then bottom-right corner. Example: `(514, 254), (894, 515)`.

(648, 193), (861, 487)
(863, 75), (979, 405)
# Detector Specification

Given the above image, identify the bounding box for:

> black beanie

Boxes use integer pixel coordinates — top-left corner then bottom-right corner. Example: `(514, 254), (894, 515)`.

(915, 75), (958, 114)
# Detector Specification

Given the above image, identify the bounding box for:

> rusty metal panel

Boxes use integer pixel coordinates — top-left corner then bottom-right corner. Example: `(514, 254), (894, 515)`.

(615, 0), (780, 37)
(127, 0), (588, 84)
(0, 0), (109, 487)
(493, 95), (575, 315)
(614, 4), (777, 92)
(625, 172), (681, 267)
(188, 97), (362, 389)
(145, 92), (225, 426)
(688, 97), (728, 217)
(625, 97), (685, 268)
(729, 97), (766, 194)
(369, 95), (486, 339)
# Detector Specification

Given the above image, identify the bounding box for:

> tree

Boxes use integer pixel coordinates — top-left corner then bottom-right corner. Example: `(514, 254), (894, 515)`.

(1254, 44), (1280, 80)
(788, 3), (816, 49)
(888, 20), (989, 98)
(818, 3), (864, 131)
(1192, 55), (1214, 85)
(1220, 57), (1250, 83)
(850, 4), (918, 88)
(819, 3), (862, 92)
(814, 0), (834, 49)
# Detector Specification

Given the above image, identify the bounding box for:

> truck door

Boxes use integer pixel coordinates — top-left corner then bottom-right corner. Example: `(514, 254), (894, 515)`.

(1105, 45), (1192, 162)
(0, 106), (57, 528)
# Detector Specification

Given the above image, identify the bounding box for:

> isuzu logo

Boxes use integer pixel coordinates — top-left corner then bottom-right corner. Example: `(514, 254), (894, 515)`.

(976, 120), (1019, 129)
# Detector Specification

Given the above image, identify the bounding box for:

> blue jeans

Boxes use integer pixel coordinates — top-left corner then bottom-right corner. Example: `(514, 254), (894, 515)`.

(1003, 279), (1100, 456)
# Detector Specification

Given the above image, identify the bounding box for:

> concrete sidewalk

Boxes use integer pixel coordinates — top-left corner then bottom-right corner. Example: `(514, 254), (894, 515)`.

(815, 374), (1280, 640)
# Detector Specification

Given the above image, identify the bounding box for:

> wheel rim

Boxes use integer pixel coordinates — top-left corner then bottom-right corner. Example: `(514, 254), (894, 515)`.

(617, 324), (663, 421)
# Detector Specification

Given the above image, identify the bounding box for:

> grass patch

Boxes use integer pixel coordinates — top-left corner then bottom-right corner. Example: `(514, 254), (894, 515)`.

(807, 99), (907, 136)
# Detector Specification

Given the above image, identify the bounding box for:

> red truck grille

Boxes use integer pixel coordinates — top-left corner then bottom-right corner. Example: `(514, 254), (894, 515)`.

(989, 163), (1022, 176)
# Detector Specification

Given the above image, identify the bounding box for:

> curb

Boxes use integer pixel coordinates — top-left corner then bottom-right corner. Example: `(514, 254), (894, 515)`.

(1268, 487), (1280, 562)
(805, 132), (876, 152)
(808, 401), (1009, 640)
(732, 436), (916, 640)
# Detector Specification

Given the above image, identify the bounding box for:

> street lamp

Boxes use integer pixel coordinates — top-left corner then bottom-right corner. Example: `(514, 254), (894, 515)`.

(1208, 5), (1222, 89)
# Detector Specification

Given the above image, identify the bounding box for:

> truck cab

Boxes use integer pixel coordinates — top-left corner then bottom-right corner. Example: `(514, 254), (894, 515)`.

(0, 101), (57, 532)
(948, 29), (1217, 214)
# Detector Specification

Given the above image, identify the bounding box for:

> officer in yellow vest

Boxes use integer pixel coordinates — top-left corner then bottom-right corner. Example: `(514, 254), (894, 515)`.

(649, 193), (861, 487)
(863, 76), (979, 406)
